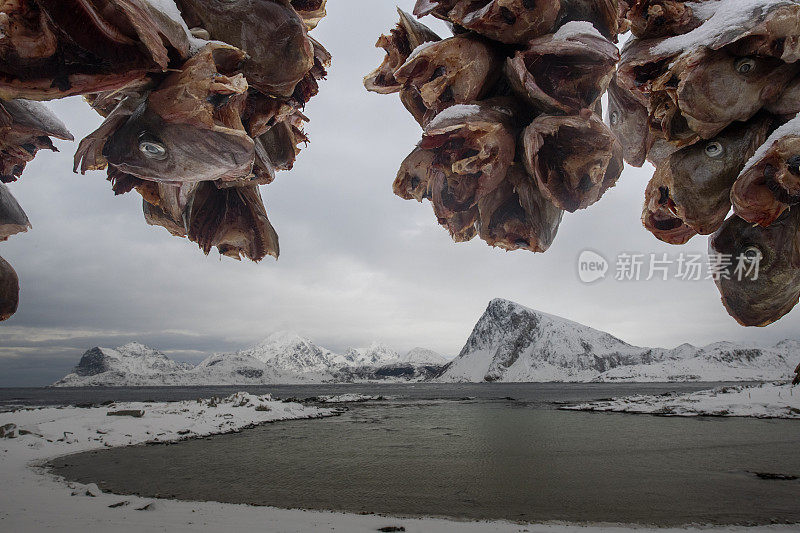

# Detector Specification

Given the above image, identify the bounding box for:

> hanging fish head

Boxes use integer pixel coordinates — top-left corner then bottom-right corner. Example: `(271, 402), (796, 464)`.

(102, 101), (255, 183)
(709, 209), (800, 327)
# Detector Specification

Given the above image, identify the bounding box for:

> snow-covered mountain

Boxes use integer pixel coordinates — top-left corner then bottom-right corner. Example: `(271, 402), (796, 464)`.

(436, 299), (798, 383)
(399, 348), (449, 365)
(53, 335), (449, 387)
(235, 332), (346, 374)
(341, 343), (400, 367)
(54, 343), (195, 387)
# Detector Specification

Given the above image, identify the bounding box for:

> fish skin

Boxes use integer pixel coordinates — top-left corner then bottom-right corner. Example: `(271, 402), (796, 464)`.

(175, 0), (314, 97)
(0, 255), (19, 321)
(653, 115), (773, 236)
(710, 209), (800, 327)
(732, 132), (800, 227)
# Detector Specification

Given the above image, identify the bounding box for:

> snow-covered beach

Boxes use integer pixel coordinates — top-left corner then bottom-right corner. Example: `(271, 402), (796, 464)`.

(562, 382), (800, 419)
(1, 387), (799, 531)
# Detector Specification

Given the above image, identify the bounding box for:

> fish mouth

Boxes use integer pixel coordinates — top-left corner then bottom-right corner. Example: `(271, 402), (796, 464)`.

(643, 205), (696, 245)
(764, 163), (800, 205)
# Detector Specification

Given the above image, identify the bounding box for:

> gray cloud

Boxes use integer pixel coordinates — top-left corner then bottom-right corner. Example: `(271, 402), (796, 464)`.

(1, 1), (798, 386)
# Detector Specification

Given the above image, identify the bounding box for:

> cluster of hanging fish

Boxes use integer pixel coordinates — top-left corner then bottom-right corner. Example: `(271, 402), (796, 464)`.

(365, 2), (624, 252)
(0, 0), (329, 321)
(612, 0), (800, 327)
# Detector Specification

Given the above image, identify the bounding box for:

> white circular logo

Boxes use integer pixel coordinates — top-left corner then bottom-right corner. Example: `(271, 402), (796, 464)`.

(578, 250), (608, 283)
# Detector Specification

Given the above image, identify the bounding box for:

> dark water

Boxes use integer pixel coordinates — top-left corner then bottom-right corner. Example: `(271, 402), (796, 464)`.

(0, 382), (723, 410)
(41, 383), (800, 526)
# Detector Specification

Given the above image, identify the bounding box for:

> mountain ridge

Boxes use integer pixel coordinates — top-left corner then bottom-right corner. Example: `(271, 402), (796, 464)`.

(54, 334), (450, 387)
(435, 299), (797, 383)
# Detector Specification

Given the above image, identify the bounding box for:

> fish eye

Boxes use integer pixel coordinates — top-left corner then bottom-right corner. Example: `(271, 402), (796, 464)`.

(609, 111), (619, 126)
(741, 246), (763, 264)
(138, 133), (167, 160)
(734, 57), (756, 74)
(704, 142), (724, 158)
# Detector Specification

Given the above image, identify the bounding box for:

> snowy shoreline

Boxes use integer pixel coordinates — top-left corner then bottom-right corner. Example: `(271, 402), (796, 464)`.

(2, 391), (798, 532)
(561, 382), (800, 419)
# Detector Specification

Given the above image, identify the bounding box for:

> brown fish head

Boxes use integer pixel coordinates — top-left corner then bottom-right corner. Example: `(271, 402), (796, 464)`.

(421, 101), (517, 203)
(0, 183), (31, 241)
(505, 22), (619, 115)
(732, 129), (800, 227)
(187, 183), (279, 262)
(607, 75), (651, 167)
(394, 147), (436, 202)
(393, 35), (498, 118)
(364, 9), (441, 95)
(102, 100), (255, 183)
(658, 116), (772, 235)
(522, 112), (623, 213)
(641, 172), (697, 245)
(617, 36), (676, 104)
(0, 255), (19, 321)
(0, 98), (73, 182)
(477, 165), (563, 253)
(429, 167), (478, 243)
(675, 47), (798, 139)
(446, 0), (561, 44)
(626, 0), (704, 38)
(709, 209), (800, 327)
(176, 0), (313, 97)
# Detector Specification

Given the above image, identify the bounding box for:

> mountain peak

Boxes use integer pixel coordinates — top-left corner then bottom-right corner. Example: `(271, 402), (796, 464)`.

(437, 299), (795, 383)
(400, 347), (449, 365)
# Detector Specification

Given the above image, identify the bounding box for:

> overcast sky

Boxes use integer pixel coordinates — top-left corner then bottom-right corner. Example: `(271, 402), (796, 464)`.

(1, 1), (798, 386)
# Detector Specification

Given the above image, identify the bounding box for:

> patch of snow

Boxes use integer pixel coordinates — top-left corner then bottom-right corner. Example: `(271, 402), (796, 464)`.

(0, 392), (334, 450)
(740, 114), (800, 175)
(552, 21), (604, 41)
(426, 104), (482, 129)
(685, 0), (725, 22)
(1, 391), (799, 531)
(562, 382), (800, 418)
(652, 0), (799, 56)
(314, 394), (385, 403)
(406, 39), (439, 62)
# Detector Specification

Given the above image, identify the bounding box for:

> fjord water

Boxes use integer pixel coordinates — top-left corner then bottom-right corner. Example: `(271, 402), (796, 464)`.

(41, 384), (800, 526)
